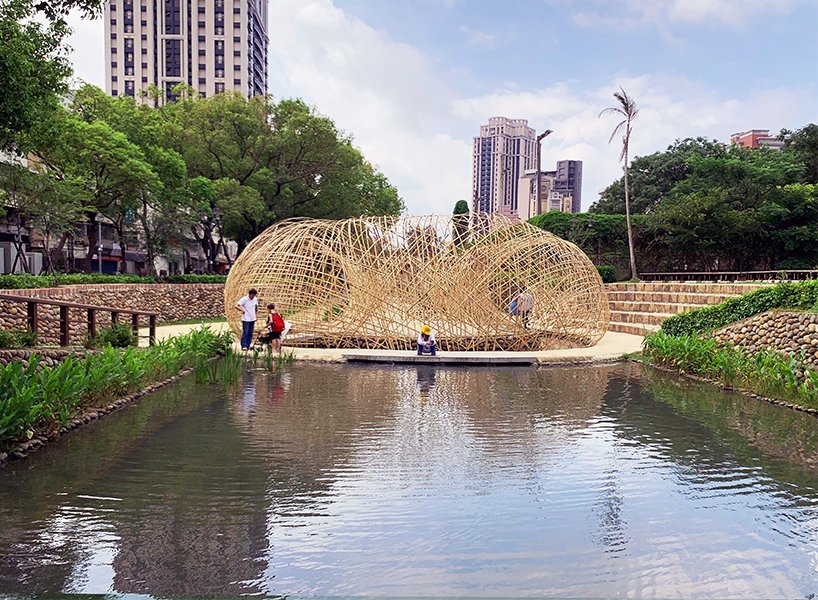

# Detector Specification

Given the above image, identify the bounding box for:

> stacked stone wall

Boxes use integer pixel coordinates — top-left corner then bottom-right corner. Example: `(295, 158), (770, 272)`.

(0, 283), (224, 346)
(0, 348), (89, 369)
(713, 311), (818, 369)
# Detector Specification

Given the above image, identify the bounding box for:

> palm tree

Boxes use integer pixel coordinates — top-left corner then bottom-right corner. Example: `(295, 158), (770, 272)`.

(600, 87), (639, 280)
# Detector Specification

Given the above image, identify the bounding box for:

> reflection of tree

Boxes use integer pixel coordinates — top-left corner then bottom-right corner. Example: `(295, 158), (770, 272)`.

(0, 379), (226, 592)
(109, 413), (270, 595)
(604, 363), (818, 494)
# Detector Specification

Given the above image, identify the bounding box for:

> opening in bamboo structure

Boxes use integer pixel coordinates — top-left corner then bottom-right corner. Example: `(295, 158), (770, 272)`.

(224, 214), (609, 351)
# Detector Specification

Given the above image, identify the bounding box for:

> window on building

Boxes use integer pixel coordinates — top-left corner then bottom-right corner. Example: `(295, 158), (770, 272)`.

(215, 82), (224, 93)
(164, 0), (180, 34)
(233, 78), (240, 85)
(165, 38), (181, 77)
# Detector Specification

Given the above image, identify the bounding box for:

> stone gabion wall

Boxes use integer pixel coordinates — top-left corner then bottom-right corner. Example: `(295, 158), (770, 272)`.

(713, 311), (818, 368)
(0, 284), (224, 346)
(0, 348), (87, 369)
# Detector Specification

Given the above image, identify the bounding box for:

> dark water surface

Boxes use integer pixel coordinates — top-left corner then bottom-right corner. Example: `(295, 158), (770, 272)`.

(1, 362), (817, 597)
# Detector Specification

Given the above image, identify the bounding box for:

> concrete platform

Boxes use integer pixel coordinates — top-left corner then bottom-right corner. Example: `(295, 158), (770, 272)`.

(141, 322), (645, 366)
(344, 353), (538, 366)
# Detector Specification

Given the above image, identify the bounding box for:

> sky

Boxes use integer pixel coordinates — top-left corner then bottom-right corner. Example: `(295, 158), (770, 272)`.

(64, 0), (818, 214)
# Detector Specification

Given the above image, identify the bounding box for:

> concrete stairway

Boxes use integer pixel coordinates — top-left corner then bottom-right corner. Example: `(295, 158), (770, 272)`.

(606, 282), (769, 336)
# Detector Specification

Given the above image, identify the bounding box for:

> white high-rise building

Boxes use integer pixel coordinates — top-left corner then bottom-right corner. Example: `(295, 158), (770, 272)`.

(471, 117), (536, 220)
(104, 0), (269, 102)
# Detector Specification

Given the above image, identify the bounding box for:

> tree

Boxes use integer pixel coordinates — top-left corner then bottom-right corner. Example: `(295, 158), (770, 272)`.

(0, 2), (71, 152)
(452, 199), (469, 246)
(163, 92), (403, 256)
(781, 123), (818, 184)
(591, 137), (727, 214)
(600, 88), (639, 279)
(34, 112), (160, 272)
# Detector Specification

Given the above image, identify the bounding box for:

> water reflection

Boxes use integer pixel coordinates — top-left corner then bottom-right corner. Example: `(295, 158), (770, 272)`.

(0, 362), (816, 596)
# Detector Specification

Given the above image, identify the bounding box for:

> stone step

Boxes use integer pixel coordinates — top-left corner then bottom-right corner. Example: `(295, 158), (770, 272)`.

(608, 300), (704, 314)
(607, 282), (768, 295)
(608, 321), (660, 336)
(607, 291), (738, 305)
(609, 310), (674, 326)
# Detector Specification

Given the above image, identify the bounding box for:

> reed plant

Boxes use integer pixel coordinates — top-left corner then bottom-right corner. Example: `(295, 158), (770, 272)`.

(642, 331), (818, 409)
(0, 326), (233, 449)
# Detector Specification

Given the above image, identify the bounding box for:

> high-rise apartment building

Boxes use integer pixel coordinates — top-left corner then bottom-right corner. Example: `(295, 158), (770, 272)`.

(472, 117), (536, 219)
(516, 159), (583, 219)
(554, 159), (582, 213)
(104, 0), (269, 102)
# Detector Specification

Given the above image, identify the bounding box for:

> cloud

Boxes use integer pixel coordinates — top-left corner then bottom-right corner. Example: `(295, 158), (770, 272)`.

(570, 0), (801, 30)
(459, 25), (496, 47)
(267, 0), (474, 214)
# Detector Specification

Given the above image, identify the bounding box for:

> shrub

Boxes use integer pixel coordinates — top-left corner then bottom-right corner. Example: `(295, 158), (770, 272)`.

(661, 280), (818, 337)
(87, 323), (137, 348)
(596, 265), (616, 283)
(642, 331), (818, 408)
(0, 273), (227, 289)
(0, 327), (38, 349)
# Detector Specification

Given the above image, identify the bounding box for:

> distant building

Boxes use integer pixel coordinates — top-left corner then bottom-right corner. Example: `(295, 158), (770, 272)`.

(104, 0), (269, 102)
(554, 159), (582, 213)
(472, 117), (536, 220)
(730, 129), (785, 150)
(516, 159), (583, 219)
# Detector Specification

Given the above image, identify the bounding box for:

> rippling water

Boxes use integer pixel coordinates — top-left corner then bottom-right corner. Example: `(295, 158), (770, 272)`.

(1, 362), (817, 597)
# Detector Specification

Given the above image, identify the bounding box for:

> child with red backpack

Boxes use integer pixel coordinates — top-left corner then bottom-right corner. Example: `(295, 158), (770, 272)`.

(257, 303), (286, 353)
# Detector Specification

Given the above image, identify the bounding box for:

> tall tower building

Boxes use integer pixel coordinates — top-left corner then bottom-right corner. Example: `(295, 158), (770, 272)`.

(104, 0), (269, 102)
(554, 160), (582, 213)
(472, 117), (536, 220)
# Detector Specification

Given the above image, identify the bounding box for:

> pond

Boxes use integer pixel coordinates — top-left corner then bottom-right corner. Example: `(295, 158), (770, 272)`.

(0, 362), (817, 597)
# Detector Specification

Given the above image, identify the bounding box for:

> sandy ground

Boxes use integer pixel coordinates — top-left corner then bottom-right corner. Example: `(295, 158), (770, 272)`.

(140, 321), (644, 365)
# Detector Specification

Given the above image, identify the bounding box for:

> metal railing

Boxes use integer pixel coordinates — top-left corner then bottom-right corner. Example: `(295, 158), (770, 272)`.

(639, 270), (818, 282)
(0, 293), (158, 347)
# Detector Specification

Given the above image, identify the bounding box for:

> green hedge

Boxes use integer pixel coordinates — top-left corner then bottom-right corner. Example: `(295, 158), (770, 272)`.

(0, 273), (227, 289)
(596, 265), (616, 283)
(0, 327), (233, 449)
(661, 280), (818, 336)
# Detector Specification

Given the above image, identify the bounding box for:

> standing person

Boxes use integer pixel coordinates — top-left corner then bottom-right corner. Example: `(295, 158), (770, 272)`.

(417, 324), (437, 356)
(234, 288), (258, 350)
(264, 303), (286, 354)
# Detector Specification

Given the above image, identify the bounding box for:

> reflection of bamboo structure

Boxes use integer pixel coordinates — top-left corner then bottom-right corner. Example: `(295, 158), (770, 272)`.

(225, 214), (609, 351)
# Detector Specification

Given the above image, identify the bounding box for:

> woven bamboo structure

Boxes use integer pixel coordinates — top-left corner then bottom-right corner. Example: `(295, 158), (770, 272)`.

(224, 214), (609, 351)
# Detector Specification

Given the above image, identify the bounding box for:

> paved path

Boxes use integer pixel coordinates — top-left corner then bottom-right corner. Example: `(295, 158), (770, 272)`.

(141, 321), (644, 365)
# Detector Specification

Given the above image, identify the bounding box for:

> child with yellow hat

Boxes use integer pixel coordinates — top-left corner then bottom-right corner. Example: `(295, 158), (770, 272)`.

(417, 324), (437, 356)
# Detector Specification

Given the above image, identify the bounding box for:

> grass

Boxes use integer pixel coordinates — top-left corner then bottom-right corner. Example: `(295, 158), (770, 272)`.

(642, 331), (818, 410)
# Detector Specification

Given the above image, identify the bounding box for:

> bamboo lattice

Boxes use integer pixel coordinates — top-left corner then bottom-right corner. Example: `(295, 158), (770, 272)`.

(224, 214), (609, 351)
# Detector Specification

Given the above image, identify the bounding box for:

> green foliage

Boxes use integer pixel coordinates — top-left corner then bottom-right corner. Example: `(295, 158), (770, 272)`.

(0, 273), (226, 289)
(0, 0), (72, 152)
(661, 281), (818, 337)
(0, 326), (232, 448)
(583, 130), (818, 273)
(596, 265), (616, 283)
(0, 327), (37, 349)
(453, 200), (469, 215)
(87, 323), (136, 349)
(643, 331), (818, 408)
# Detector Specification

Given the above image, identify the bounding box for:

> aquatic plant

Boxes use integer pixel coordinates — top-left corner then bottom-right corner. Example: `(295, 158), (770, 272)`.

(0, 327), (232, 449)
(642, 331), (818, 409)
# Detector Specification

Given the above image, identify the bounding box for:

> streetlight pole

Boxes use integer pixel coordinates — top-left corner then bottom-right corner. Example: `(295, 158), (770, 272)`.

(97, 222), (103, 274)
(535, 129), (553, 214)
